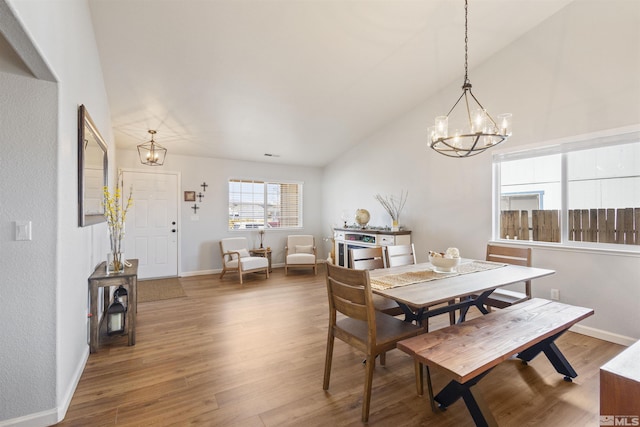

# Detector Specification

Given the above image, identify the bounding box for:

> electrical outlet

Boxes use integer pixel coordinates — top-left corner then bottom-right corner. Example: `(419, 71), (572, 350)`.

(550, 289), (560, 301)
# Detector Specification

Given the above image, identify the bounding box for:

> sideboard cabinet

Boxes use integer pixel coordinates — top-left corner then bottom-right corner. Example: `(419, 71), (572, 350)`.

(333, 228), (411, 267)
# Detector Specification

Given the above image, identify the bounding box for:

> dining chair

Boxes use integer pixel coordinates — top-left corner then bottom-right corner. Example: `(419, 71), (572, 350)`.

(385, 243), (417, 267)
(349, 247), (404, 317)
(219, 237), (269, 285)
(349, 246), (385, 270)
(323, 263), (423, 423)
(482, 244), (532, 309)
(284, 235), (317, 275)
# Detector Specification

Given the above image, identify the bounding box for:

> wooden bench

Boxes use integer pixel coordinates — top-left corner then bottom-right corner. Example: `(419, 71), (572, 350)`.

(397, 298), (594, 427)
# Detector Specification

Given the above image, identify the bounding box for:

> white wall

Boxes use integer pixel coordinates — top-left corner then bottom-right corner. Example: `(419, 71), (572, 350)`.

(323, 0), (640, 342)
(115, 150), (325, 274)
(1, 0), (113, 424)
(0, 69), (58, 423)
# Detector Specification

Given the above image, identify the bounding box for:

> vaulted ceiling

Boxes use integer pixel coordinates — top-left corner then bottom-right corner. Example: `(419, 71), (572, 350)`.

(88, 0), (573, 167)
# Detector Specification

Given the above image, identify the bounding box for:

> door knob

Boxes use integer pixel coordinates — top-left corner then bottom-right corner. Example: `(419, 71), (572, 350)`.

(172, 229), (176, 233)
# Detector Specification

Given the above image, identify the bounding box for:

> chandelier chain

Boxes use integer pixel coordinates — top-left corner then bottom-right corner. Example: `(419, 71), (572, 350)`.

(464, 0), (469, 84)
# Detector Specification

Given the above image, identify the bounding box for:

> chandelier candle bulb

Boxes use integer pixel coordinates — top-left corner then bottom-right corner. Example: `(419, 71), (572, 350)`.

(435, 116), (448, 138)
(498, 113), (512, 135)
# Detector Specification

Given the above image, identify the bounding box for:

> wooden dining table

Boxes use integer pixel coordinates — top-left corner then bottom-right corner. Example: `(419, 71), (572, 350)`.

(368, 260), (555, 325)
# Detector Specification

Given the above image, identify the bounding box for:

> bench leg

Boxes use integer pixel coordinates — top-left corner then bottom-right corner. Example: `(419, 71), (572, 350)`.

(434, 369), (494, 425)
(517, 330), (577, 381)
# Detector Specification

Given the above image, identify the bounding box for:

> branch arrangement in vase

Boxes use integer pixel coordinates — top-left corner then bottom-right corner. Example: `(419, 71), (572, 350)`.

(374, 190), (408, 222)
(103, 178), (133, 272)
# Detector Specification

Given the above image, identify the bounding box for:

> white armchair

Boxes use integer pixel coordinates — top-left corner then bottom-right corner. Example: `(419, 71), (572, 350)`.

(284, 235), (317, 275)
(219, 237), (269, 284)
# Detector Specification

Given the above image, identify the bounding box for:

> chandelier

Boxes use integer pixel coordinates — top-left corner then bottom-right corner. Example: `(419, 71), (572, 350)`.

(137, 130), (167, 166)
(428, 0), (512, 158)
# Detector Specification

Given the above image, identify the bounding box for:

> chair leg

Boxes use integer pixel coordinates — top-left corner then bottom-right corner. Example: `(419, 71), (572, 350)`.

(285, 265), (288, 275)
(323, 332), (334, 390)
(380, 352), (386, 366)
(219, 268), (226, 279)
(362, 352), (376, 423)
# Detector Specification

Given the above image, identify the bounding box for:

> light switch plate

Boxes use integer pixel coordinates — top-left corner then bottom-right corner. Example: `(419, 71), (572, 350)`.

(16, 221), (32, 241)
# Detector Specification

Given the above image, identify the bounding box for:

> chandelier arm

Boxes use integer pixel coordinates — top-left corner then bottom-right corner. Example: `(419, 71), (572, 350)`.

(467, 89), (499, 129)
(467, 133), (481, 154)
(445, 90), (467, 118)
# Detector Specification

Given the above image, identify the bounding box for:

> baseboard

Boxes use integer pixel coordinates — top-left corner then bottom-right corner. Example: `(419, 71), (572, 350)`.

(569, 324), (637, 346)
(0, 408), (58, 427)
(179, 268), (220, 277)
(57, 346), (90, 421)
(0, 346), (90, 427)
(180, 263), (287, 277)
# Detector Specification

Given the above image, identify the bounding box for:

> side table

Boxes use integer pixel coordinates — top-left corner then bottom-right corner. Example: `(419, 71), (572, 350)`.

(88, 259), (138, 353)
(251, 248), (272, 272)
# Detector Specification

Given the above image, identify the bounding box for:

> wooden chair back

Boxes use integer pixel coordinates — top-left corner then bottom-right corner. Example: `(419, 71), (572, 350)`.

(385, 243), (416, 267)
(486, 244), (532, 267)
(325, 263), (374, 327)
(349, 247), (385, 270)
(486, 244), (533, 299)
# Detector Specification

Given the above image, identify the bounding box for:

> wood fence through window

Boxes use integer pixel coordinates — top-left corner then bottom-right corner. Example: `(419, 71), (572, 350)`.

(500, 208), (640, 245)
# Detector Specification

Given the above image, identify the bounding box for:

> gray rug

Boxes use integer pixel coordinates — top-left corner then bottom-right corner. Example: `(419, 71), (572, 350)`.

(138, 278), (186, 302)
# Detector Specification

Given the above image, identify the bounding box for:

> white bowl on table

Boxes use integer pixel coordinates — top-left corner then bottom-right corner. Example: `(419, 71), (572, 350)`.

(429, 254), (461, 273)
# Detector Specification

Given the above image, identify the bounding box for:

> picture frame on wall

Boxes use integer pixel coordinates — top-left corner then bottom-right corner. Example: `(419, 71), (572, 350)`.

(184, 191), (196, 202)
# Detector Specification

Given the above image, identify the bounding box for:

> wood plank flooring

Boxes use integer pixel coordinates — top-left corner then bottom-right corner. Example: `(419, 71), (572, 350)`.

(57, 264), (624, 426)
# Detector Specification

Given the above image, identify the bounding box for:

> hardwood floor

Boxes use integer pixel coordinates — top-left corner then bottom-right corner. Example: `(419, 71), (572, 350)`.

(57, 264), (624, 426)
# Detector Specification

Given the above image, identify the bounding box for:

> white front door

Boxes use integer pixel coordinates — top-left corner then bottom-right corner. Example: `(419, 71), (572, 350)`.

(122, 170), (179, 279)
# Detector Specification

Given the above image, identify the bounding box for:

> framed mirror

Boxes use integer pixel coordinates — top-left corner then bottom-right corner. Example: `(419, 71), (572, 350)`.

(78, 104), (108, 226)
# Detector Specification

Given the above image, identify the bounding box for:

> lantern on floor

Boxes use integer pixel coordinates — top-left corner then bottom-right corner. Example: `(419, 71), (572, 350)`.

(114, 285), (128, 312)
(107, 296), (126, 335)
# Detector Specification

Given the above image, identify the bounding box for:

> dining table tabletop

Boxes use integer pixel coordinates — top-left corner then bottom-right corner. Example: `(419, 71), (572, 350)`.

(368, 259), (555, 324)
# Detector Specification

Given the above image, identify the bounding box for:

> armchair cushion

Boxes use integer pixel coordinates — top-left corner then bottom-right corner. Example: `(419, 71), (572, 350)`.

(287, 253), (316, 265)
(230, 248), (250, 260)
(295, 245), (314, 254)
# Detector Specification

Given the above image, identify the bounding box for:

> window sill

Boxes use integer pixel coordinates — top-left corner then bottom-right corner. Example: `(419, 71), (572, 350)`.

(490, 239), (640, 258)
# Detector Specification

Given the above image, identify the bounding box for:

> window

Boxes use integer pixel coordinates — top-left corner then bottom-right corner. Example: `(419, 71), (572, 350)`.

(493, 127), (640, 248)
(228, 179), (303, 230)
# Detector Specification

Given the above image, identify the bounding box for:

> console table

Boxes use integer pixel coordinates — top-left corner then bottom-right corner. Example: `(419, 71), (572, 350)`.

(333, 228), (411, 267)
(88, 259), (138, 353)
